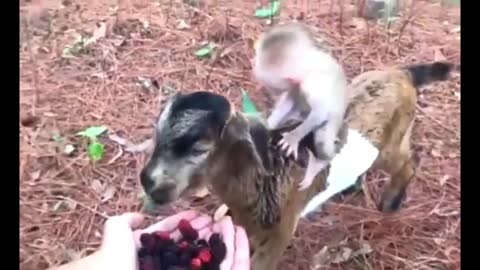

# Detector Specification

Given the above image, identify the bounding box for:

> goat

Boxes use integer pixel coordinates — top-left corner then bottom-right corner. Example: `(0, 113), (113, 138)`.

(139, 61), (453, 269)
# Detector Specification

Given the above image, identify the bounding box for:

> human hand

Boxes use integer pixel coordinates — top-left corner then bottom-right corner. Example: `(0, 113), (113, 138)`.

(137, 211), (250, 270)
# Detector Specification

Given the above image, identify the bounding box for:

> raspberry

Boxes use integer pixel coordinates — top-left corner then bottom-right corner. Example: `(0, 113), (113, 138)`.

(178, 219), (199, 241)
(190, 257), (202, 270)
(198, 248), (212, 264)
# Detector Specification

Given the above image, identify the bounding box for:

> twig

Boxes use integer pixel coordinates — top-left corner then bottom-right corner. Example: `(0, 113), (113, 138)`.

(23, 17), (39, 115)
(55, 196), (110, 219)
(416, 105), (459, 139)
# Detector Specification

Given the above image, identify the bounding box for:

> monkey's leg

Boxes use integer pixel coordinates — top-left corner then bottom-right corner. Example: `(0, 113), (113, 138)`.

(298, 150), (329, 190)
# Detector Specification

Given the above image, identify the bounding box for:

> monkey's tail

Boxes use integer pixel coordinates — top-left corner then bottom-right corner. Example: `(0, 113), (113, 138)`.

(403, 61), (455, 88)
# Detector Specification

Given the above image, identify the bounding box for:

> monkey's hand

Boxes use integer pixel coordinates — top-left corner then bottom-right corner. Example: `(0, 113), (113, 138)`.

(279, 132), (301, 160)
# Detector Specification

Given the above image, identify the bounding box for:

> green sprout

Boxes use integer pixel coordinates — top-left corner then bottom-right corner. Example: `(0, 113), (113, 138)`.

(76, 125), (107, 161)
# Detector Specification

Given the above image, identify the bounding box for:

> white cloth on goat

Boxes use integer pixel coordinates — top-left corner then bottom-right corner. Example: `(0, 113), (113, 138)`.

(300, 129), (379, 217)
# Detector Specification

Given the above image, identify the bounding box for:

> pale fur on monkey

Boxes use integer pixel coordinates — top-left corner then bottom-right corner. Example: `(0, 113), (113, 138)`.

(253, 22), (348, 190)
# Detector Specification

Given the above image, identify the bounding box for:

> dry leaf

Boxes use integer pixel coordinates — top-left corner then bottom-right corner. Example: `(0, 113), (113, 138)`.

(439, 175), (450, 186)
(109, 133), (129, 146)
(91, 179), (104, 194)
(193, 187), (210, 199)
(64, 144), (75, 155)
(213, 204), (229, 222)
(101, 185), (117, 202)
(30, 170), (41, 181)
(177, 20), (190, 30)
(85, 22), (107, 46)
(434, 48), (446, 62)
(312, 242), (372, 268)
(126, 139), (155, 153)
(431, 149), (441, 157)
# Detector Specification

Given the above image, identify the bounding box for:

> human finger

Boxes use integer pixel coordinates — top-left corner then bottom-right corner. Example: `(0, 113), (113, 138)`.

(232, 226), (250, 270)
(103, 213), (145, 245)
(215, 216), (235, 270)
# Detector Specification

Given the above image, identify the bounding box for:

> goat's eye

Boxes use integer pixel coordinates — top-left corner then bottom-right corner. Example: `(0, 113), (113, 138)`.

(190, 143), (209, 156)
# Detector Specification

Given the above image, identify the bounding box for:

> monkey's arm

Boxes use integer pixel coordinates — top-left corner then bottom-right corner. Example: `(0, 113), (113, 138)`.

(267, 91), (295, 129)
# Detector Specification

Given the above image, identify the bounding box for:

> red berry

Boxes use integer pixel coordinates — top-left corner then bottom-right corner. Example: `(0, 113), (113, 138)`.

(198, 248), (212, 263)
(178, 219), (199, 241)
(155, 231), (171, 241)
(190, 257), (202, 270)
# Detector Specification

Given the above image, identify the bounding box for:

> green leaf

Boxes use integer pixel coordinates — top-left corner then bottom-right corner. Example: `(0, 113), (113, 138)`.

(194, 44), (217, 58)
(241, 89), (260, 117)
(77, 126), (108, 139)
(255, 1), (281, 18)
(53, 134), (63, 142)
(88, 142), (105, 161)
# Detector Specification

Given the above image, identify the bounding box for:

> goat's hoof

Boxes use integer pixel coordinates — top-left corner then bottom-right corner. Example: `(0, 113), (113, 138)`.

(378, 187), (407, 213)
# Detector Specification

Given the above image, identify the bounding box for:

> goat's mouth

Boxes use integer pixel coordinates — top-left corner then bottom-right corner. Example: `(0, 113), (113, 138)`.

(147, 183), (179, 205)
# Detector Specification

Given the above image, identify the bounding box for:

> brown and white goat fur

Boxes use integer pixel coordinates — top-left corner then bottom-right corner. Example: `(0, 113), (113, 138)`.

(140, 62), (453, 269)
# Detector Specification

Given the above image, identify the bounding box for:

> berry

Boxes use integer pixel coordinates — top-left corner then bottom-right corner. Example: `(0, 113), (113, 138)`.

(190, 258), (202, 270)
(138, 247), (149, 258)
(162, 251), (178, 267)
(198, 248), (212, 264)
(155, 231), (171, 241)
(178, 219), (199, 241)
(177, 240), (189, 251)
(210, 242), (227, 262)
(208, 233), (222, 247)
(196, 239), (208, 248)
(140, 233), (156, 251)
(178, 252), (191, 266)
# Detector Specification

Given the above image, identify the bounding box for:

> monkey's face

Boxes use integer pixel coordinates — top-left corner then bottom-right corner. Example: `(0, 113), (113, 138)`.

(140, 92), (231, 205)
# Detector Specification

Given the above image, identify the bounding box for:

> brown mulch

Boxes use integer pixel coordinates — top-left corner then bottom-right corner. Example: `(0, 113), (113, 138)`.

(19, 0), (460, 269)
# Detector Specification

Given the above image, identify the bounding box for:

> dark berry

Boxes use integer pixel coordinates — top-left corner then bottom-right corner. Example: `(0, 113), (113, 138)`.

(162, 251), (178, 267)
(188, 243), (201, 258)
(178, 252), (192, 266)
(177, 240), (189, 251)
(210, 242), (227, 262)
(191, 258), (202, 270)
(138, 247), (149, 258)
(198, 248), (212, 264)
(208, 233), (222, 247)
(140, 255), (157, 270)
(205, 262), (220, 270)
(178, 219), (199, 241)
(140, 233), (156, 251)
(196, 239), (208, 248)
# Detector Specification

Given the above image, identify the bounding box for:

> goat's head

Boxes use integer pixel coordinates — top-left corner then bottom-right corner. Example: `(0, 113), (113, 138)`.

(140, 91), (232, 205)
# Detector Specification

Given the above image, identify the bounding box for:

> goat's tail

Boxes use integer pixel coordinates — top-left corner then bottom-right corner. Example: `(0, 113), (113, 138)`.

(403, 61), (455, 88)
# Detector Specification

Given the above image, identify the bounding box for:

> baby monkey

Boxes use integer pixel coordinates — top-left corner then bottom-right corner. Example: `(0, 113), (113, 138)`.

(253, 22), (348, 190)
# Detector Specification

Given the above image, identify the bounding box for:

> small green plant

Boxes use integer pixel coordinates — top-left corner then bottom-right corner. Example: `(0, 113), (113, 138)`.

(241, 89), (261, 117)
(194, 43), (217, 58)
(255, 0), (281, 18)
(76, 126), (107, 161)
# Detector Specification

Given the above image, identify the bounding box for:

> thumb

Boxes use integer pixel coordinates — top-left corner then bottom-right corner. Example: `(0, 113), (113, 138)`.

(102, 213), (144, 246)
